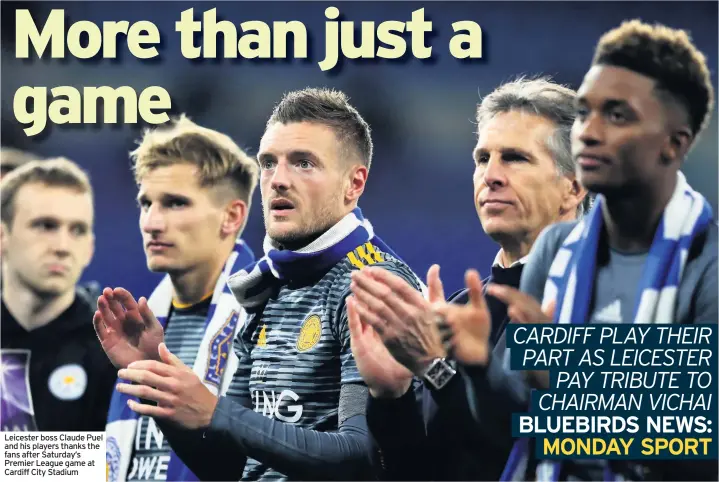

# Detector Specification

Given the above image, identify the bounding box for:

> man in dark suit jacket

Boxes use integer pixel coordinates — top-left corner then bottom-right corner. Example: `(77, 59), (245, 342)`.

(347, 77), (589, 480)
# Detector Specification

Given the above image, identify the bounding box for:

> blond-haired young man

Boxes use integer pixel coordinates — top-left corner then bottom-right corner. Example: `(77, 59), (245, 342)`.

(97, 116), (258, 482)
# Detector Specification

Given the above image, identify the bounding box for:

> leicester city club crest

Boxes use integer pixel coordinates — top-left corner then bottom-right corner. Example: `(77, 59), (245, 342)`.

(48, 363), (87, 401)
(106, 436), (121, 482)
(297, 315), (322, 352)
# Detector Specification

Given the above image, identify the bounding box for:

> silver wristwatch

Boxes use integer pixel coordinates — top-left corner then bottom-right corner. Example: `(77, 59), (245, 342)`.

(421, 358), (457, 390)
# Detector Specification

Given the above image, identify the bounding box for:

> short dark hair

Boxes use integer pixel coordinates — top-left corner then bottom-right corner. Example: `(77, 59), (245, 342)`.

(593, 20), (714, 139)
(267, 88), (374, 170)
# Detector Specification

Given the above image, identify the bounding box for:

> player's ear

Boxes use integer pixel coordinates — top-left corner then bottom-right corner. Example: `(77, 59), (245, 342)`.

(345, 163), (367, 203)
(661, 126), (693, 165)
(222, 199), (247, 237)
(559, 176), (587, 219)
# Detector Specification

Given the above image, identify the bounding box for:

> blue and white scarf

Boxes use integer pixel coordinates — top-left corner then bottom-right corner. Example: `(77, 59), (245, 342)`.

(227, 207), (423, 311)
(501, 172), (714, 481)
(105, 239), (255, 482)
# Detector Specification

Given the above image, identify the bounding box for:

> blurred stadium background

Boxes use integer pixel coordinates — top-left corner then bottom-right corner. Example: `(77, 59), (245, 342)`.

(2, 1), (716, 297)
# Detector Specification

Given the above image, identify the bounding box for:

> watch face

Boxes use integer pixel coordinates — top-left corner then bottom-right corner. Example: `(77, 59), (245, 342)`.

(425, 359), (456, 389)
(437, 369), (453, 385)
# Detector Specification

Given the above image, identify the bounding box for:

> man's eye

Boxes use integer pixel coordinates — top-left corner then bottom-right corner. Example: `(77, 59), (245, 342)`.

(71, 225), (88, 236)
(608, 111), (626, 123)
(34, 221), (57, 231)
(504, 154), (527, 163)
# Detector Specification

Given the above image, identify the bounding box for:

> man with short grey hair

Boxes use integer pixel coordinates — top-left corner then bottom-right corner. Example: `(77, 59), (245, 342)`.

(347, 77), (588, 480)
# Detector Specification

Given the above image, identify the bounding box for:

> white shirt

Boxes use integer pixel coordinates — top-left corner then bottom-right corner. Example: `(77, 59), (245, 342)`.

(492, 250), (530, 269)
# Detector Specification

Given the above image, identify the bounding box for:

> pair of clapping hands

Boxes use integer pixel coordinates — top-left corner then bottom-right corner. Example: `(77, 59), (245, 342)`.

(93, 288), (217, 429)
(347, 265), (554, 397)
